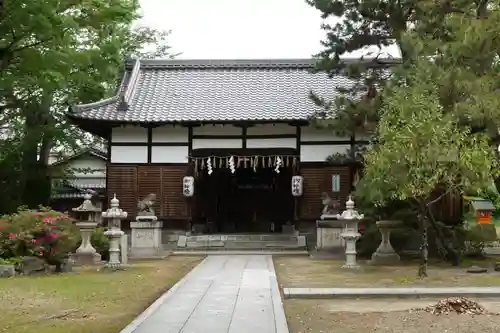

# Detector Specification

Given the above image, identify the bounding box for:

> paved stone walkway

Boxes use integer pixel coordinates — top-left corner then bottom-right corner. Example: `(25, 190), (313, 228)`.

(120, 255), (289, 333)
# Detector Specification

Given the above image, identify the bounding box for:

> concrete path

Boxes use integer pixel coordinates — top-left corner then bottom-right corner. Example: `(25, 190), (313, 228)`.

(284, 287), (500, 299)
(120, 255), (289, 333)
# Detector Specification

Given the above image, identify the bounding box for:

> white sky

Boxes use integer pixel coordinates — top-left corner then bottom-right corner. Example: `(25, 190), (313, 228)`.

(137, 0), (400, 59)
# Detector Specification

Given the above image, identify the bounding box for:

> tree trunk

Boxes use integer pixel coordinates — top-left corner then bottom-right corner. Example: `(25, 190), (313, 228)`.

(425, 205), (460, 266)
(418, 208), (429, 278)
(20, 96), (53, 208)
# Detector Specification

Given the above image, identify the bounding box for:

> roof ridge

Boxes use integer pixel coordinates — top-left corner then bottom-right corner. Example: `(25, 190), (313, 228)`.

(125, 57), (400, 70)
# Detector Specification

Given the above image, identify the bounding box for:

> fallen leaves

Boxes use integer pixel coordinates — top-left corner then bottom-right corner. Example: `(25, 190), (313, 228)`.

(412, 297), (488, 315)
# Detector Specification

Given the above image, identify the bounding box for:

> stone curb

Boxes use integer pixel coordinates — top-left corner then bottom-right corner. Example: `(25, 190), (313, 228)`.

(172, 250), (309, 256)
(267, 256), (291, 333)
(283, 287), (500, 299)
(118, 257), (210, 333)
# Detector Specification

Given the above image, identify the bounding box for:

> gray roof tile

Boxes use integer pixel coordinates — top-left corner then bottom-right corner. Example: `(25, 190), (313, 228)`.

(69, 58), (393, 123)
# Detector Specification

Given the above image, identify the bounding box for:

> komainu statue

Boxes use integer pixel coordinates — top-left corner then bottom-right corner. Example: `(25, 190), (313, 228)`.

(137, 193), (156, 216)
(321, 192), (340, 216)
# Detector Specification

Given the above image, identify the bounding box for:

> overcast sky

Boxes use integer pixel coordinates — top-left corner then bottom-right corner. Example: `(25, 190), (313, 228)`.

(137, 0), (399, 59)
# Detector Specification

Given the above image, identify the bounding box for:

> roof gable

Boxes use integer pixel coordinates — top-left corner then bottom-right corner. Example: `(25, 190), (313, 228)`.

(50, 148), (107, 167)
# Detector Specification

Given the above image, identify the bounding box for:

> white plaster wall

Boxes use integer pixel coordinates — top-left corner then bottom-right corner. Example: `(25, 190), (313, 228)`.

(300, 144), (350, 162)
(192, 138), (242, 149)
(111, 126), (147, 143)
(152, 125), (188, 143)
(246, 138), (296, 149)
(193, 125), (242, 136)
(110, 146), (148, 163)
(247, 123), (296, 135)
(301, 126), (349, 142)
(66, 156), (106, 177)
(151, 146), (189, 163)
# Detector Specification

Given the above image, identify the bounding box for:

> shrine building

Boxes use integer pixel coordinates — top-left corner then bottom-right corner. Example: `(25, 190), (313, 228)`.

(67, 58), (387, 235)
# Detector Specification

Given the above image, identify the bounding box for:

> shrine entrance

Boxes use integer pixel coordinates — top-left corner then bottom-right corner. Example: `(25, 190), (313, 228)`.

(192, 149), (297, 233)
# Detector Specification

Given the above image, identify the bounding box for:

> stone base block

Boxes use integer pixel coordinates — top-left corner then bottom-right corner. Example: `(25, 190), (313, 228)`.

(129, 247), (164, 259)
(316, 220), (345, 251)
(72, 252), (102, 266)
(370, 252), (400, 265)
(130, 220), (163, 259)
(0, 264), (15, 277)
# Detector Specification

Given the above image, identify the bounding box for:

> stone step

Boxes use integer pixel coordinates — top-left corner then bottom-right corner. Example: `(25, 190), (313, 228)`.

(174, 247), (308, 253)
(184, 235), (298, 242)
(223, 242), (303, 249)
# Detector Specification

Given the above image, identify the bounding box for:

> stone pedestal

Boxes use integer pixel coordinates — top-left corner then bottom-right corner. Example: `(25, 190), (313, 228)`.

(130, 216), (163, 258)
(73, 221), (101, 265)
(311, 219), (345, 259)
(341, 219), (361, 269)
(104, 228), (124, 269)
(371, 220), (402, 265)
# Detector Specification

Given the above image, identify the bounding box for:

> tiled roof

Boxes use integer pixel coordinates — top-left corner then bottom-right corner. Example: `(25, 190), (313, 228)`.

(69, 58), (396, 124)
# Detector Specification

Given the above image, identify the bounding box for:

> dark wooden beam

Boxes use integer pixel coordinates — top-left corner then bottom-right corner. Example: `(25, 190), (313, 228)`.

(147, 127), (153, 163)
(242, 126), (247, 149)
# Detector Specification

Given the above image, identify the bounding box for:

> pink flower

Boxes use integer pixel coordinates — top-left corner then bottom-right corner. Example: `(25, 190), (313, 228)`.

(43, 217), (52, 223)
(48, 233), (58, 239)
(8, 233), (16, 239)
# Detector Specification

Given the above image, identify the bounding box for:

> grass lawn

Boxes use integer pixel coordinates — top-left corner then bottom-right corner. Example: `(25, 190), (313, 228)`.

(0, 256), (203, 333)
(274, 256), (500, 288)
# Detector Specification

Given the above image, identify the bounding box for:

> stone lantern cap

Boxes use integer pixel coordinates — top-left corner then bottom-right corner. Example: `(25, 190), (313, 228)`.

(335, 196), (364, 220)
(73, 192), (101, 212)
(102, 194), (128, 219)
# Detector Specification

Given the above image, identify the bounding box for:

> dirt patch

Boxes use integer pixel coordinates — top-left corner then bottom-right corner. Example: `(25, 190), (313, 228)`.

(285, 298), (500, 333)
(0, 256), (204, 333)
(274, 256), (500, 288)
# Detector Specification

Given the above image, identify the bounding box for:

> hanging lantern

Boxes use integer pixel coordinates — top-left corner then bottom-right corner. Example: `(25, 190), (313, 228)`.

(291, 175), (303, 197)
(182, 176), (194, 197)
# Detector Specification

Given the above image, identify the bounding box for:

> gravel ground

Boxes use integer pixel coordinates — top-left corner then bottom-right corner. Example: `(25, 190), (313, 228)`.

(285, 298), (500, 333)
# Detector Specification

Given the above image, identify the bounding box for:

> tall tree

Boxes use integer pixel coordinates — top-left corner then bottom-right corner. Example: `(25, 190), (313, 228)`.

(0, 0), (174, 211)
(358, 62), (498, 277)
(305, 0), (418, 142)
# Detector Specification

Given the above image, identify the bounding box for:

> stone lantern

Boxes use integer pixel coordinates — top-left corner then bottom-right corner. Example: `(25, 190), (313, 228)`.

(336, 196), (364, 269)
(101, 194), (127, 270)
(72, 192), (101, 265)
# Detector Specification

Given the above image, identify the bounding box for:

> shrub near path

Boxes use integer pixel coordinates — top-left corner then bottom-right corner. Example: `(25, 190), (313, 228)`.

(0, 256), (203, 333)
(0, 208), (79, 270)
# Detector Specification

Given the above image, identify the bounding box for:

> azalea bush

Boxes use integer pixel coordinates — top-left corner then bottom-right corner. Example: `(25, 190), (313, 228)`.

(0, 207), (79, 270)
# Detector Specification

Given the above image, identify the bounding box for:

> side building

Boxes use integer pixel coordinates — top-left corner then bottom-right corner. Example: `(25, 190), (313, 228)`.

(67, 58), (380, 234)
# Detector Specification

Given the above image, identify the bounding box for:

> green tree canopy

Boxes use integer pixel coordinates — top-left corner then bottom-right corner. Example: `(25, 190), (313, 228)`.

(0, 0), (174, 212)
(307, 0), (500, 166)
